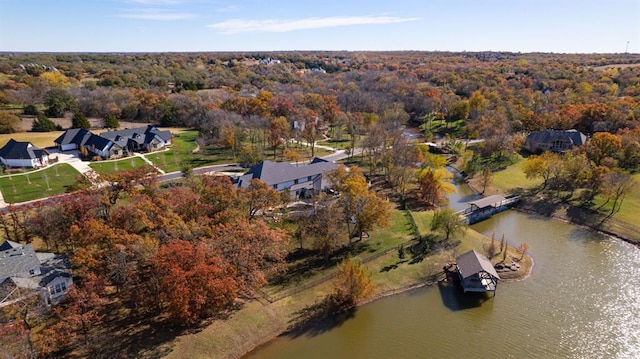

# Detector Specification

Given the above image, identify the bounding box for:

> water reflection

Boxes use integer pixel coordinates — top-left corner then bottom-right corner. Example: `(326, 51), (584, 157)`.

(437, 282), (492, 311)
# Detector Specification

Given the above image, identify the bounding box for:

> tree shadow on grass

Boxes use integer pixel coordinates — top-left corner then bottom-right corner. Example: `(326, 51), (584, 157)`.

(285, 299), (356, 339)
(380, 259), (408, 272)
(437, 282), (492, 312)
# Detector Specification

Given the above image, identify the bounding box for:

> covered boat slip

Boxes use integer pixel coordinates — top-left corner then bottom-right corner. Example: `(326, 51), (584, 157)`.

(455, 250), (500, 294)
(456, 194), (521, 224)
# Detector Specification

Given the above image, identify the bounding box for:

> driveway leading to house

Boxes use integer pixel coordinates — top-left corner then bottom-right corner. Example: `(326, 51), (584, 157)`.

(49, 149), (93, 175)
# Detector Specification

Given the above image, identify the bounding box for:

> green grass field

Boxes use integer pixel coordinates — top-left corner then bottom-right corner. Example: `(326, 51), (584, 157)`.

(0, 164), (80, 203)
(89, 157), (151, 175)
(490, 157), (541, 192)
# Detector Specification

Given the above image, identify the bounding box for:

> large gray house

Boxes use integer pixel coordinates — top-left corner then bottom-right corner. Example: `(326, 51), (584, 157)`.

(523, 129), (587, 153)
(54, 125), (172, 159)
(0, 240), (73, 308)
(235, 158), (340, 199)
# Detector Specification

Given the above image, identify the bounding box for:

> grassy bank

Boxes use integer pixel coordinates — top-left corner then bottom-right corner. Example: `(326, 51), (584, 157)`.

(469, 158), (640, 245)
(161, 208), (532, 359)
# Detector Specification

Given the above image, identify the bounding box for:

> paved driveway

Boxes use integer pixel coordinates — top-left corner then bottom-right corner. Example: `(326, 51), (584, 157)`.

(48, 149), (93, 174)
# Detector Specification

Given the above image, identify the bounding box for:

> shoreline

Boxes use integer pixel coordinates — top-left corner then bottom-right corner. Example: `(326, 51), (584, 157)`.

(239, 250), (534, 358)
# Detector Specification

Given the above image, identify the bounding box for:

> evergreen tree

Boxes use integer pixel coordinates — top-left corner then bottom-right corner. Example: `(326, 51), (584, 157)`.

(72, 113), (91, 129)
(31, 114), (57, 132)
(104, 114), (120, 129)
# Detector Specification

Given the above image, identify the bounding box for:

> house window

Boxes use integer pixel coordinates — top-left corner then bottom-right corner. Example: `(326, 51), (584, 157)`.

(308, 176), (312, 181)
(294, 179), (299, 184)
(50, 282), (67, 295)
(272, 184), (278, 189)
(113, 150), (119, 155)
(29, 269), (35, 275)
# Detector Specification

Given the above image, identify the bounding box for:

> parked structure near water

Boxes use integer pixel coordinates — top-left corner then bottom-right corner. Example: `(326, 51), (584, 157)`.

(456, 194), (520, 224)
(455, 250), (500, 294)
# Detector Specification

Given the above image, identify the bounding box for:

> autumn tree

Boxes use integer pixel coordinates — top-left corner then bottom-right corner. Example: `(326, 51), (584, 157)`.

(240, 178), (281, 220)
(152, 239), (239, 324)
(522, 151), (560, 189)
(298, 196), (345, 265)
(600, 170), (635, 219)
(479, 167), (493, 194)
(268, 116), (290, 159)
(0, 111), (19, 133)
(430, 208), (467, 242)
(415, 167), (455, 207)
(329, 166), (392, 245)
(329, 257), (375, 309)
(585, 132), (622, 167)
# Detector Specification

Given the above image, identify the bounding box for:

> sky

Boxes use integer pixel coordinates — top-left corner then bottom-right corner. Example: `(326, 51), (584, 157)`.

(0, 0), (638, 53)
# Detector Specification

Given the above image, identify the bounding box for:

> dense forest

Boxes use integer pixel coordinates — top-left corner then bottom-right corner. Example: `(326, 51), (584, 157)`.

(1, 51), (639, 357)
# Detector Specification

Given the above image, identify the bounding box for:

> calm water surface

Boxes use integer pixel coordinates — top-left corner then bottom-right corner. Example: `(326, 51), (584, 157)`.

(246, 181), (640, 359)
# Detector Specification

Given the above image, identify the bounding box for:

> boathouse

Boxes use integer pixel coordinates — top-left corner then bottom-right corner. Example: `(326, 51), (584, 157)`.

(457, 194), (520, 224)
(455, 250), (500, 294)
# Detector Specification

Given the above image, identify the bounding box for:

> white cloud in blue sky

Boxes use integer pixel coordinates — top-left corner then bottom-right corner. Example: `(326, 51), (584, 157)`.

(209, 16), (420, 34)
(0, 0), (638, 52)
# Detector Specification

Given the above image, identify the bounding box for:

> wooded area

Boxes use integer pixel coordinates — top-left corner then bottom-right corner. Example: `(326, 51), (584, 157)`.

(1, 51), (639, 357)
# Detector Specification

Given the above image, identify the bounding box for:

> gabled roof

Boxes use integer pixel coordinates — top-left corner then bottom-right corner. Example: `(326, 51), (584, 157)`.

(237, 158), (340, 188)
(468, 195), (507, 210)
(54, 128), (115, 152)
(100, 125), (172, 145)
(54, 128), (92, 146)
(526, 129), (586, 147)
(0, 241), (39, 282)
(456, 250), (500, 280)
(0, 139), (48, 160)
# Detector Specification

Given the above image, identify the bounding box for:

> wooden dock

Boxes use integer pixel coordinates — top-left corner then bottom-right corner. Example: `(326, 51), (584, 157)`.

(456, 194), (520, 224)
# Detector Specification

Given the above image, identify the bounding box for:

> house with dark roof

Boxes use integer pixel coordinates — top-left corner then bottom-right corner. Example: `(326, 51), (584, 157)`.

(0, 240), (72, 307)
(0, 139), (49, 168)
(99, 125), (173, 154)
(54, 128), (123, 159)
(455, 250), (500, 294)
(523, 129), (587, 153)
(235, 158), (340, 199)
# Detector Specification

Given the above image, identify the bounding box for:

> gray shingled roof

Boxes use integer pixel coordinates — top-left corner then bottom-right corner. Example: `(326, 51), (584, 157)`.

(526, 129), (586, 147)
(54, 128), (114, 152)
(0, 242), (40, 282)
(0, 139), (48, 161)
(99, 125), (172, 145)
(468, 195), (507, 209)
(237, 158), (339, 188)
(456, 250), (500, 280)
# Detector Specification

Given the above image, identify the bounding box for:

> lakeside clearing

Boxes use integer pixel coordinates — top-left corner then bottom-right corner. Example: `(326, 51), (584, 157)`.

(160, 211), (531, 359)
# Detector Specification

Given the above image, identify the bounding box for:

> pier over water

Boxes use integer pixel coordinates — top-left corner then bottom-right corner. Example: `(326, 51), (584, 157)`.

(456, 194), (521, 224)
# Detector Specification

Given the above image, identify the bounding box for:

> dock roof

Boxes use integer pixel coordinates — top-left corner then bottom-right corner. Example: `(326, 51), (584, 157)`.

(456, 250), (500, 280)
(467, 195), (506, 209)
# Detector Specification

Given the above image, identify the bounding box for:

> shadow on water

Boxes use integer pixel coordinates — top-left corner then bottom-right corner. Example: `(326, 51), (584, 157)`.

(456, 193), (481, 204)
(285, 302), (357, 339)
(437, 282), (492, 311)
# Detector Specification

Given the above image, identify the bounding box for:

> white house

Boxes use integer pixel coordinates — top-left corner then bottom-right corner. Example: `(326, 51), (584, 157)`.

(0, 139), (49, 168)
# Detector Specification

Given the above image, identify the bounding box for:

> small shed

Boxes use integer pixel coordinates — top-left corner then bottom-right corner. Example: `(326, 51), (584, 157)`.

(456, 250), (500, 294)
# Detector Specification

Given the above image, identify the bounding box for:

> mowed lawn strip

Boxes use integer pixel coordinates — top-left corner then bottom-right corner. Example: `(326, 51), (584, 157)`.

(0, 163), (80, 203)
(89, 157), (151, 175)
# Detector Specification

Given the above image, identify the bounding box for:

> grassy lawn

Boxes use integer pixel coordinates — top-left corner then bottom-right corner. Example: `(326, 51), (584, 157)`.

(318, 137), (360, 150)
(0, 164), (80, 203)
(591, 172), (640, 226)
(489, 157), (541, 193)
(0, 131), (64, 149)
(89, 157), (151, 175)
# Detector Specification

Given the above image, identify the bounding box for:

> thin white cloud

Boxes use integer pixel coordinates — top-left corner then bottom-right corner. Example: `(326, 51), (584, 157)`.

(208, 16), (419, 34)
(118, 10), (195, 20)
(126, 0), (188, 5)
(216, 5), (238, 13)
